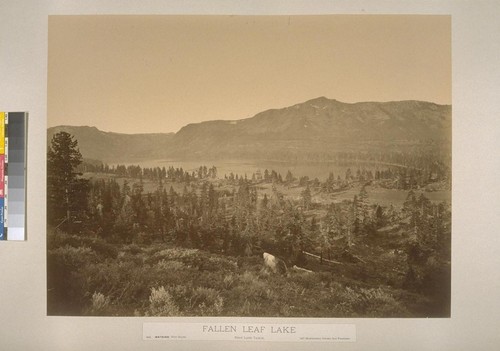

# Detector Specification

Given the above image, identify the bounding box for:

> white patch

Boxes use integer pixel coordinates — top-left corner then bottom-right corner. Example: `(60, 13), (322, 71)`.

(263, 252), (277, 272)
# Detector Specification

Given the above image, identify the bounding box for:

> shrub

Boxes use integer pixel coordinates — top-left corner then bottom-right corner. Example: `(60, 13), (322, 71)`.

(49, 245), (98, 267)
(239, 271), (259, 285)
(145, 248), (200, 266)
(47, 229), (118, 259)
(80, 260), (155, 308)
(155, 259), (185, 271)
(201, 256), (238, 273)
(167, 285), (192, 310)
(278, 303), (297, 317)
(328, 286), (410, 317)
(230, 271), (276, 309)
(238, 299), (262, 316)
(190, 287), (224, 316)
(47, 246), (99, 315)
(87, 239), (118, 259)
(166, 285), (224, 316)
(86, 292), (111, 316)
(148, 286), (181, 316)
(223, 274), (236, 290)
(289, 271), (322, 289)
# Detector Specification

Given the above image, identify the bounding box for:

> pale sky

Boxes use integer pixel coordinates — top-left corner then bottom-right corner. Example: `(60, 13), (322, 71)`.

(48, 15), (451, 134)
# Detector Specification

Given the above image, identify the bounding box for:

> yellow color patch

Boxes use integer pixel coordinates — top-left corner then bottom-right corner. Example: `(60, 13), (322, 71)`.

(0, 112), (4, 154)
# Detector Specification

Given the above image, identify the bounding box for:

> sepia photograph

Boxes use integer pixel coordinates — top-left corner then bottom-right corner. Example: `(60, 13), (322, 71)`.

(46, 15), (451, 318)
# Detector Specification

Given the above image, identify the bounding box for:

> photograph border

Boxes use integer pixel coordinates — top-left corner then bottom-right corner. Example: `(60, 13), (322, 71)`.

(46, 13), (452, 320)
(1, 0), (500, 350)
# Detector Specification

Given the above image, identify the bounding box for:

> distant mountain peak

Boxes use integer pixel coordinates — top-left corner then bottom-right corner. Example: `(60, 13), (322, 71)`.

(303, 96), (337, 105)
(306, 96), (330, 103)
(295, 97), (348, 110)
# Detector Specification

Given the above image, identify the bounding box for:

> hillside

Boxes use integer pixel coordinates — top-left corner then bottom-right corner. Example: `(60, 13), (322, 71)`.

(47, 126), (174, 163)
(171, 97), (451, 159)
(48, 97), (451, 163)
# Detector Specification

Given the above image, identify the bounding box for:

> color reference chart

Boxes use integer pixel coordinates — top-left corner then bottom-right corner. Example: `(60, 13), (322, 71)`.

(0, 112), (27, 241)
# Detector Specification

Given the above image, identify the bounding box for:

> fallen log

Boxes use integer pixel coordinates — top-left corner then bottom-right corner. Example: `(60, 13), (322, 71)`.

(292, 265), (313, 273)
(302, 251), (343, 265)
(351, 254), (367, 264)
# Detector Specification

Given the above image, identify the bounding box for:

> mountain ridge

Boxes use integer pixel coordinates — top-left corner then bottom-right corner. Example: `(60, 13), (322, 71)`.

(48, 97), (451, 163)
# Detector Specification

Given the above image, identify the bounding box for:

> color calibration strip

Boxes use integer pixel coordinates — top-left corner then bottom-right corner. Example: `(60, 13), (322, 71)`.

(0, 112), (27, 241)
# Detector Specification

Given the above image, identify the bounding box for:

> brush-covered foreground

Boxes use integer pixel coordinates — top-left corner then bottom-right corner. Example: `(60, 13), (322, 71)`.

(47, 227), (448, 318)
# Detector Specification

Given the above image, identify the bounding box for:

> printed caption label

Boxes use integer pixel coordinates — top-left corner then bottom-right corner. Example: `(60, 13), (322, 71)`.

(143, 322), (356, 342)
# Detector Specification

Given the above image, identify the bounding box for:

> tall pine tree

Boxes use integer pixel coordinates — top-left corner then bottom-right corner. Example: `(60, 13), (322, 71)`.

(47, 132), (88, 230)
